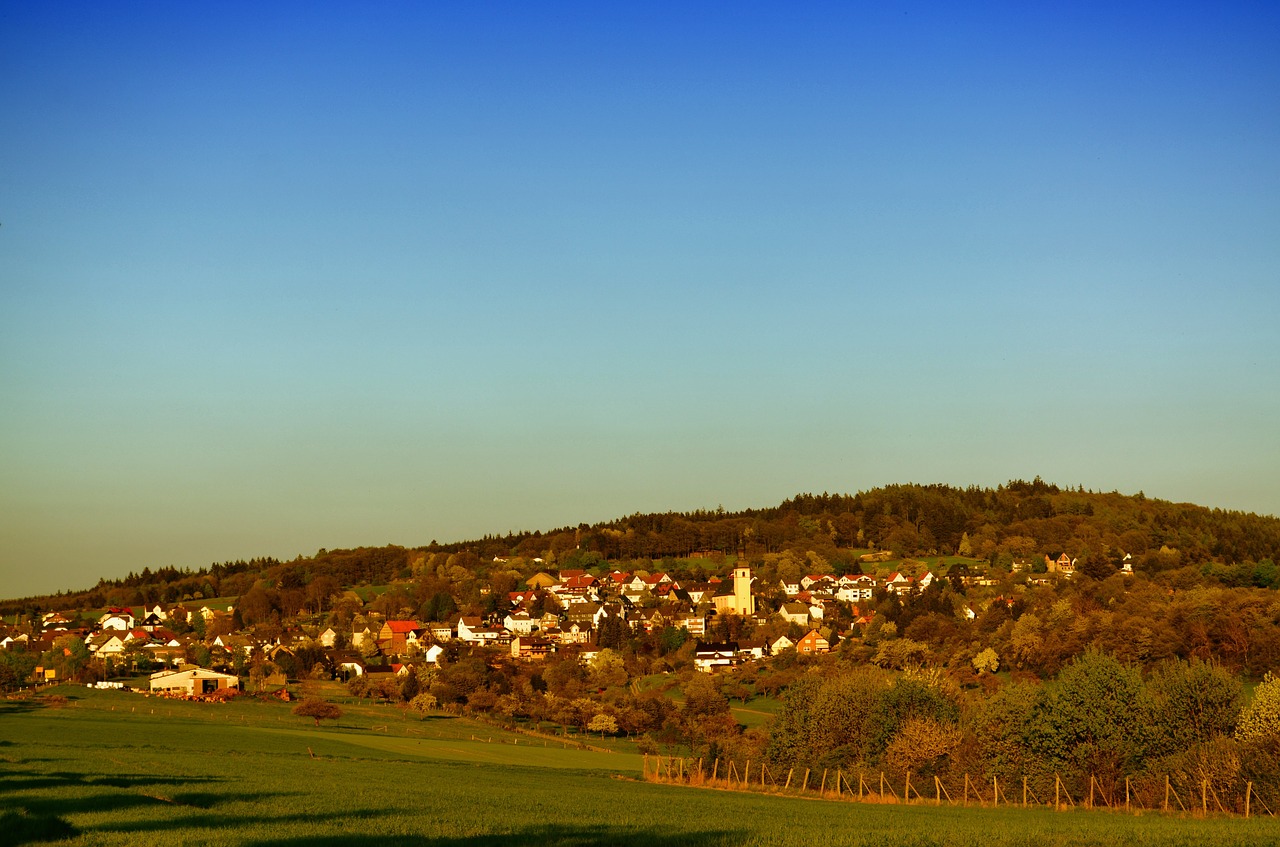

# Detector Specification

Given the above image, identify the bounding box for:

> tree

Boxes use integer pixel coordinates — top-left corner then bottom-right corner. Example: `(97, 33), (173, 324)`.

(306, 575), (341, 615)
(972, 647), (1000, 675)
(1029, 650), (1151, 792)
(587, 713), (618, 738)
(588, 649), (627, 689)
(682, 673), (730, 719)
(884, 717), (961, 776)
(1146, 658), (1241, 752)
(871, 637), (929, 670)
(292, 697), (343, 727)
(1237, 672), (1280, 749)
(0, 650), (36, 692)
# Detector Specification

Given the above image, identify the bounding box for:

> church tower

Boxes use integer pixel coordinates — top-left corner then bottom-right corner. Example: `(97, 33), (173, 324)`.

(732, 559), (755, 616)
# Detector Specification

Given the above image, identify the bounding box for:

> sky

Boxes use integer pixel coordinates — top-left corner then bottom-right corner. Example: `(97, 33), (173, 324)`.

(2, 2), (1278, 599)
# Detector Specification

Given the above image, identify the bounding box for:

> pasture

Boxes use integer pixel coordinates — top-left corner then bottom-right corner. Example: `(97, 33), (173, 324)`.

(3, 688), (1279, 846)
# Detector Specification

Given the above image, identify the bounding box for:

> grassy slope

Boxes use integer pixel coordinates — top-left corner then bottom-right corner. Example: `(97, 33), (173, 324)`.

(3, 689), (1279, 847)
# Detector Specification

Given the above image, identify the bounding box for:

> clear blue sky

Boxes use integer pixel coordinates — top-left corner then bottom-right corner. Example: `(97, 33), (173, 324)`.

(2, 2), (1278, 598)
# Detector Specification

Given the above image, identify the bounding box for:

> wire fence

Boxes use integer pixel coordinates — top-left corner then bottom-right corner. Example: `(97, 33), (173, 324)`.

(642, 756), (1277, 819)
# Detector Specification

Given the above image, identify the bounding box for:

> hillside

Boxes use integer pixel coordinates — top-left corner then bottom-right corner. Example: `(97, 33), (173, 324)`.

(5, 479), (1277, 614)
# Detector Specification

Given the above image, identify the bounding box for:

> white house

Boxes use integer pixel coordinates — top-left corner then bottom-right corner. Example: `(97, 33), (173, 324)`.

(99, 611), (135, 631)
(456, 617), (502, 644)
(503, 612), (536, 636)
(694, 642), (738, 673)
(836, 575), (876, 602)
(778, 602), (810, 627)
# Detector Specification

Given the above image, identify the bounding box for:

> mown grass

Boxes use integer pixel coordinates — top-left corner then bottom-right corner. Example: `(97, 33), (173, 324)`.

(730, 695), (781, 730)
(3, 688), (1279, 846)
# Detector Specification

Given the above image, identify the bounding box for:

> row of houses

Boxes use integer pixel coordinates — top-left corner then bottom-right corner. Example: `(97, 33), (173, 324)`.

(518, 564), (757, 616)
(692, 629), (832, 672)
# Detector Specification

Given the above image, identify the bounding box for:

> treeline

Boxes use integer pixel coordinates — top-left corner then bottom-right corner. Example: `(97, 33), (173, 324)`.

(6, 479), (1280, 615)
(415, 478), (1280, 576)
(765, 655), (1280, 809)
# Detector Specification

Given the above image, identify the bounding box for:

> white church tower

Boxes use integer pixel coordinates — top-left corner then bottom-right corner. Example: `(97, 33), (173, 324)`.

(732, 559), (756, 616)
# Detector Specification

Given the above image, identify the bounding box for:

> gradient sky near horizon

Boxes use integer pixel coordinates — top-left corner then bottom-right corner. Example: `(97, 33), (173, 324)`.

(2, 2), (1278, 599)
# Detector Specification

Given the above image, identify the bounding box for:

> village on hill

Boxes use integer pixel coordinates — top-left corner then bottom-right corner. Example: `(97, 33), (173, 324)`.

(5, 516), (1280, 820)
(2, 548), (1104, 696)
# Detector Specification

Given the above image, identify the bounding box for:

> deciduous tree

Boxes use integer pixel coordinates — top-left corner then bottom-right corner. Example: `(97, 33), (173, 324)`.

(292, 697), (342, 727)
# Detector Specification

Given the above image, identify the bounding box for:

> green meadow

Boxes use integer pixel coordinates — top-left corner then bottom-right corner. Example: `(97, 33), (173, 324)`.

(3, 688), (1279, 847)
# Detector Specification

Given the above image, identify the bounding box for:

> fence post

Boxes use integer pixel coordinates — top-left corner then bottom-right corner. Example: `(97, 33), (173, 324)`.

(935, 775), (941, 805)
(905, 770), (912, 802)
(1088, 775), (1095, 809)
(1202, 779), (1208, 817)
(803, 768), (810, 792)
(643, 753), (649, 779)
(712, 758), (719, 782)
(785, 768), (793, 790)
(744, 761), (750, 788)
(1023, 776), (1028, 808)
(1164, 775), (1169, 812)
(1246, 782), (1252, 819)
(1125, 777), (1130, 813)
(821, 769), (828, 795)
(837, 769), (843, 797)
(1055, 775), (1060, 810)
(964, 773), (970, 807)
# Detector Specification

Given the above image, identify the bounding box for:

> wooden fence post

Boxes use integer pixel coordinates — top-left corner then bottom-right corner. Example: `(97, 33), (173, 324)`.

(1164, 775), (1170, 812)
(785, 768), (793, 790)
(836, 769), (843, 797)
(1202, 779), (1208, 817)
(803, 768), (810, 792)
(1246, 782), (1252, 819)
(1055, 775), (1060, 810)
(934, 776), (953, 805)
(744, 761), (750, 788)
(820, 769), (828, 795)
(964, 773), (970, 807)
(1023, 777), (1028, 808)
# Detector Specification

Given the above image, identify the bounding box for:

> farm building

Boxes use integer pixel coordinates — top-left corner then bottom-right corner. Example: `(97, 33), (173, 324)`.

(150, 667), (240, 696)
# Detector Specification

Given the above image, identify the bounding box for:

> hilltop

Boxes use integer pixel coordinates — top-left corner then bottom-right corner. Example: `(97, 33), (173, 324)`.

(5, 478), (1278, 613)
(6, 478), (1280, 824)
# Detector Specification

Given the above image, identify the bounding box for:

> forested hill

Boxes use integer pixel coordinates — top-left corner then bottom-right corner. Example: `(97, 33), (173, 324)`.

(8, 479), (1280, 612)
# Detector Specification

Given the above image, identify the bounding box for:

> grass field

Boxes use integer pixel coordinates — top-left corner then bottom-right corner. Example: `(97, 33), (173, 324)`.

(3, 688), (1279, 847)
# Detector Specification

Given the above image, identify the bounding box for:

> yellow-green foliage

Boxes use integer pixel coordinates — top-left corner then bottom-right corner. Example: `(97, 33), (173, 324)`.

(1238, 672), (1280, 746)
